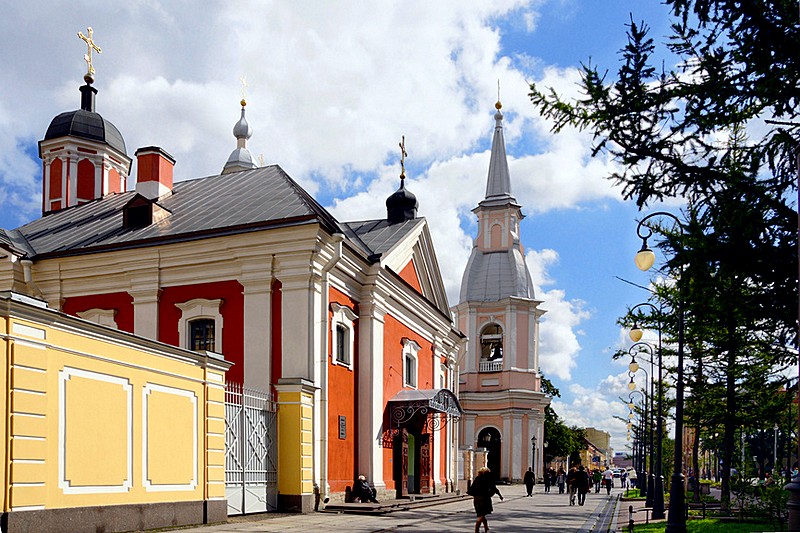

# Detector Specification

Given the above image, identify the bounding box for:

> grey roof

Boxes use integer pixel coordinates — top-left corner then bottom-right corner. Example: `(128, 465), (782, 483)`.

(459, 246), (535, 302)
(342, 218), (423, 258)
(479, 107), (518, 209)
(10, 165), (418, 263)
(43, 109), (127, 156)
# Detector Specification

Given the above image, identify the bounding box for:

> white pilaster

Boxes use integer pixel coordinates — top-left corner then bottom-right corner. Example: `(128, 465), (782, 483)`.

(68, 157), (78, 207)
(502, 414), (511, 479)
(512, 415), (522, 481)
(241, 276), (272, 389)
(357, 297), (386, 487)
(130, 288), (161, 340)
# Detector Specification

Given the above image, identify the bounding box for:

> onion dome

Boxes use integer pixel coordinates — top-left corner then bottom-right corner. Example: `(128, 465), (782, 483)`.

(386, 180), (418, 224)
(42, 83), (127, 157)
(386, 136), (418, 224)
(222, 99), (257, 174)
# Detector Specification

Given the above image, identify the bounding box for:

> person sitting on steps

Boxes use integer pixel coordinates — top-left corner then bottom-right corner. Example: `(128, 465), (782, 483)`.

(352, 474), (379, 503)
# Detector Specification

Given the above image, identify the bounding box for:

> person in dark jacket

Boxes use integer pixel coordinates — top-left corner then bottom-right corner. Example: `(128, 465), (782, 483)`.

(352, 474), (379, 503)
(575, 465), (591, 506)
(566, 467), (577, 505)
(523, 467), (535, 497)
(469, 467), (503, 533)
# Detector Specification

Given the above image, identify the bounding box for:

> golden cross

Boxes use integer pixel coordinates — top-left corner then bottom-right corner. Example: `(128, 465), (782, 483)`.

(78, 27), (102, 78)
(240, 76), (248, 105)
(399, 135), (407, 180)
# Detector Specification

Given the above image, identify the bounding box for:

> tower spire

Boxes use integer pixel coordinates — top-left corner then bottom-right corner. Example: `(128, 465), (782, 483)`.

(481, 99), (515, 206)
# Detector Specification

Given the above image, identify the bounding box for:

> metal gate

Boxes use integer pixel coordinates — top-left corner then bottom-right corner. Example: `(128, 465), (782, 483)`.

(225, 383), (277, 515)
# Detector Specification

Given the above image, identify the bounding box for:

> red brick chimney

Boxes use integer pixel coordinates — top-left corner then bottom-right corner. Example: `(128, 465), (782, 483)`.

(135, 146), (175, 199)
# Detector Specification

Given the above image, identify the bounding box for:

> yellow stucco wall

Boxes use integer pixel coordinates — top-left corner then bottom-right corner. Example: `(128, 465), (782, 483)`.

(276, 386), (314, 496)
(0, 294), (231, 512)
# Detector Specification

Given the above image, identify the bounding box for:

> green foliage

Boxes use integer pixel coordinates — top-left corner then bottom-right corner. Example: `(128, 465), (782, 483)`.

(540, 371), (587, 460)
(530, 0), (799, 513)
(633, 520), (781, 532)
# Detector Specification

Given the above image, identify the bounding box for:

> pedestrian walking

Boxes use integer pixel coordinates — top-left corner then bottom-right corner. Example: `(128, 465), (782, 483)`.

(592, 468), (602, 493)
(468, 467), (503, 533)
(556, 468), (566, 494)
(602, 467), (614, 495)
(543, 468), (551, 493)
(575, 465), (591, 506)
(566, 467), (577, 505)
(523, 467), (535, 497)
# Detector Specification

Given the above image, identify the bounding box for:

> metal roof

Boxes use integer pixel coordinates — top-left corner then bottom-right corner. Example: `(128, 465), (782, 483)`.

(12, 165), (416, 262)
(459, 247), (536, 302)
(43, 109), (127, 156)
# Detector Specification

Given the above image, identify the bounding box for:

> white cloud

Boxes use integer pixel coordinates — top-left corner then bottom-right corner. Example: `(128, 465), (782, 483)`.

(525, 248), (591, 381)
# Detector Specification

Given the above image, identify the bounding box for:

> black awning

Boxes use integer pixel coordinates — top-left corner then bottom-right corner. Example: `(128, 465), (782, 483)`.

(387, 388), (463, 428)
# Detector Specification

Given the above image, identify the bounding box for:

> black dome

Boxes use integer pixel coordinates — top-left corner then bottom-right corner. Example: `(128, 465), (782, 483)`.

(44, 109), (127, 155)
(42, 84), (127, 156)
(386, 181), (418, 224)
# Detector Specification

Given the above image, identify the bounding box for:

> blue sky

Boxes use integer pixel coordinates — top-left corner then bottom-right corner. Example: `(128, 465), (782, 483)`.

(0, 0), (680, 452)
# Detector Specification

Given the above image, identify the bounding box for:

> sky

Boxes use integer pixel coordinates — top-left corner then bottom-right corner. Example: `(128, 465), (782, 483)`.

(0, 0), (682, 453)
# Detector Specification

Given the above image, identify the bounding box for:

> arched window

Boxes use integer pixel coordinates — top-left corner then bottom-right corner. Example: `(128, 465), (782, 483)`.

(479, 323), (504, 360)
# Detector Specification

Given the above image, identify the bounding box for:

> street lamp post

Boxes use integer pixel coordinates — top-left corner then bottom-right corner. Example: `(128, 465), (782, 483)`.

(635, 211), (686, 533)
(532, 435), (537, 481)
(628, 342), (654, 506)
(629, 303), (664, 515)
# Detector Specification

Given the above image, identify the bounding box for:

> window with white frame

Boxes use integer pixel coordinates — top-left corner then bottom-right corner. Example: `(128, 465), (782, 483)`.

(402, 338), (420, 388)
(176, 298), (223, 353)
(330, 302), (357, 367)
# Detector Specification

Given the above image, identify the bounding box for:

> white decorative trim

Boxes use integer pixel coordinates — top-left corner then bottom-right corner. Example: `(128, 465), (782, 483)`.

(401, 338), (420, 389)
(76, 308), (118, 329)
(12, 505), (45, 511)
(12, 324), (46, 340)
(58, 367), (133, 494)
(330, 302), (357, 368)
(142, 383), (198, 492)
(207, 372), (224, 383)
(176, 298), (223, 351)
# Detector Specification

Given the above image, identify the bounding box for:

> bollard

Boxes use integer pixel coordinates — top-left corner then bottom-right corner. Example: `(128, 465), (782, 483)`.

(785, 475), (800, 531)
(629, 505), (634, 533)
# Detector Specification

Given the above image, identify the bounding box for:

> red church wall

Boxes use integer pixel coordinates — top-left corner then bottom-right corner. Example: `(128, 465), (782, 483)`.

(77, 159), (94, 201)
(108, 167), (121, 194)
(398, 260), (422, 293)
(327, 286), (359, 491)
(62, 291), (135, 333)
(270, 279), (282, 395)
(159, 280), (245, 385)
(381, 315), (435, 489)
(49, 159), (63, 202)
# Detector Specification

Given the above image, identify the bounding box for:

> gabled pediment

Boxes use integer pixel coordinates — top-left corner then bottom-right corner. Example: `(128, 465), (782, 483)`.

(379, 219), (450, 316)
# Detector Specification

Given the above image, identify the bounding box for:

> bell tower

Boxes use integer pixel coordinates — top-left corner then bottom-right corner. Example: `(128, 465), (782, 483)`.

(453, 100), (550, 482)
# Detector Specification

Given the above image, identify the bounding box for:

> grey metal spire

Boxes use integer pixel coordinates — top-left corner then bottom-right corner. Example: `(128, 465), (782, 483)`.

(480, 101), (517, 207)
(222, 99), (257, 174)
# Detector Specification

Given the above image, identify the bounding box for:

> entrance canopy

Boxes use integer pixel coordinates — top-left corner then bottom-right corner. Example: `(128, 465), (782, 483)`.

(387, 388), (463, 430)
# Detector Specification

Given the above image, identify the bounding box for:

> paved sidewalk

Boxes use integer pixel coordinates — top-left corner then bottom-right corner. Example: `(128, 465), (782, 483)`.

(170, 484), (624, 532)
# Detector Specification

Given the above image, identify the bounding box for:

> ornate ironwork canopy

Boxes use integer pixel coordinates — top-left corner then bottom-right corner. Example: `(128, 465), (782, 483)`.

(387, 389), (463, 431)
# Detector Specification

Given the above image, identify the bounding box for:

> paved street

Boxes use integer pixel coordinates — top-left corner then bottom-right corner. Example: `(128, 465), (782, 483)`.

(175, 484), (624, 533)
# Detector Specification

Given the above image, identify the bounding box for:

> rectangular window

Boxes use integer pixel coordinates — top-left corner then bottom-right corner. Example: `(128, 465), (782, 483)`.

(189, 319), (215, 352)
(404, 353), (416, 387)
(335, 324), (348, 364)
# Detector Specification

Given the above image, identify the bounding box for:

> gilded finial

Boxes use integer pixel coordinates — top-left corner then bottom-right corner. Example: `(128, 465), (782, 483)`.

(399, 135), (407, 181)
(78, 26), (102, 84)
(240, 76), (248, 106)
(495, 79), (502, 110)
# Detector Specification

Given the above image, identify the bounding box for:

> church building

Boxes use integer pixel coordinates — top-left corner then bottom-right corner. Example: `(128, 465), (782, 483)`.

(0, 41), (464, 522)
(454, 101), (551, 482)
